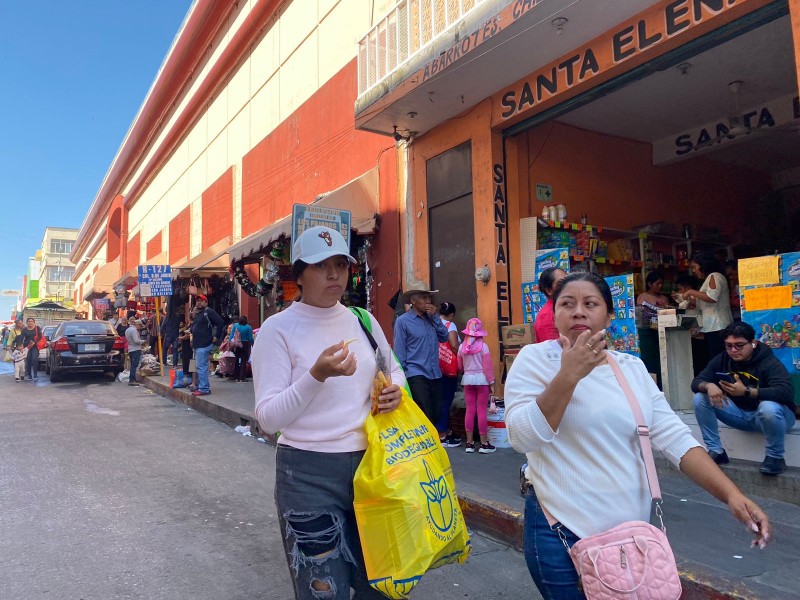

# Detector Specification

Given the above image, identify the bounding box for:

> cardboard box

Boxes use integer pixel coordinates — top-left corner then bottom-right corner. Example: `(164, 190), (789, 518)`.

(504, 355), (517, 370)
(502, 324), (535, 347)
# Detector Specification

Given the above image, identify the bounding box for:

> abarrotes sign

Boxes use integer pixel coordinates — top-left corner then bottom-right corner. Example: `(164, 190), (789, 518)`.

(137, 265), (173, 297)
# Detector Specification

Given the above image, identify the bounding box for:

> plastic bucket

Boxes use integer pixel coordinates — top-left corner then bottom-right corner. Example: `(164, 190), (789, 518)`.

(486, 407), (511, 448)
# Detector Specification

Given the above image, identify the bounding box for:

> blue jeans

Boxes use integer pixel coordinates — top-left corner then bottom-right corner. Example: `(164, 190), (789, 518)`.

(26, 346), (39, 379)
(128, 350), (142, 383)
(275, 445), (384, 600)
(524, 486), (584, 600)
(194, 344), (214, 393)
(693, 392), (796, 459)
(436, 376), (458, 433)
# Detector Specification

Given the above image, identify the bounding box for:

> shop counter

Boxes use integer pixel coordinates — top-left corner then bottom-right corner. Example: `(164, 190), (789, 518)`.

(658, 310), (702, 411)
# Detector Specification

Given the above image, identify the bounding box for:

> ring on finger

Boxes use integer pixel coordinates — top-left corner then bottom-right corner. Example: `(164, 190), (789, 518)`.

(592, 349), (598, 355)
(586, 343), (593, 349)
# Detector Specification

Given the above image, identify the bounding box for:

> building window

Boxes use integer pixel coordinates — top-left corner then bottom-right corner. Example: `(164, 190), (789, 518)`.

(46, 266), (75, 282)
(50, 239), (73, 254)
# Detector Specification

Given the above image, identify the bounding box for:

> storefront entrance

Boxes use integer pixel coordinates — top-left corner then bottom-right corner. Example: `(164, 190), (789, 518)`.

(505, 9), (799, 400)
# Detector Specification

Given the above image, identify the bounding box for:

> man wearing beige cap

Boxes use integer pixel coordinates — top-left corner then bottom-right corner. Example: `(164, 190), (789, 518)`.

(393, 283), (449, 426)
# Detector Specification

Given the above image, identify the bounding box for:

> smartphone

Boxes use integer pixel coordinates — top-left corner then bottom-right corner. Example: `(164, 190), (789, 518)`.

(716, 372), (736, 384)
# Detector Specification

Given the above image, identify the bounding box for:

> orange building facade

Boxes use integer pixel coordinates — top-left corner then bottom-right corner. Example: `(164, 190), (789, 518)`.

(356, 0), (800, 383)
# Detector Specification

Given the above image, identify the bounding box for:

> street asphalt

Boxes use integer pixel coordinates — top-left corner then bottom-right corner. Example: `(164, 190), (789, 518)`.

(141, 368), (800, 599)
(0, 362), (541, 599)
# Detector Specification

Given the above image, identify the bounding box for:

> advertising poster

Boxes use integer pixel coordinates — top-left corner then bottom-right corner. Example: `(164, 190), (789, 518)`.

(742, 252), (800, 374)
(521, 282), (547, 324)
(605, 274), (639, 357)
(521, 248), (571, 325)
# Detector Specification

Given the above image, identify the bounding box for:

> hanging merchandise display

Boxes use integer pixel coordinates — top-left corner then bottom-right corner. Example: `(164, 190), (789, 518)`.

(231, 233), (375, 312)
(360, 237), (374, 313)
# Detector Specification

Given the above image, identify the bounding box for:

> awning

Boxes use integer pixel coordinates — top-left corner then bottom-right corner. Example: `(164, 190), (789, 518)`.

(82, 260), (121, 301)
(112, 251), (169, 289)
(172, 239), (232, 274)
(223, 167), (380, 263)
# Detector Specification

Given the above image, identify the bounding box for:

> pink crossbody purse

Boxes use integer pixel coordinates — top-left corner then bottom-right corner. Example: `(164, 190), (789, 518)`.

(554, 354), (682, 599)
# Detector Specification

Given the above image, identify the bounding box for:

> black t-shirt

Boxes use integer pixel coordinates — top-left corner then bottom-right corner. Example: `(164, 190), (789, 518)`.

(20, 326), (41, 348)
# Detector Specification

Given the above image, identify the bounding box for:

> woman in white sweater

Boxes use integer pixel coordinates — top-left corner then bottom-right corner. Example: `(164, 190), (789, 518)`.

(252, 226), (404, 600)
(504, 272), (770, 599)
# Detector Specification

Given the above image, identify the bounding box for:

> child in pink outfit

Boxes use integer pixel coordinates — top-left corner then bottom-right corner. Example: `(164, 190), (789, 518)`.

(457, 318), (496, 454)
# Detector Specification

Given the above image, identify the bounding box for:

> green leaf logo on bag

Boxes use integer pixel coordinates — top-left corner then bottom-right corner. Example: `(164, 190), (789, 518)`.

(420, 460), (454, 533)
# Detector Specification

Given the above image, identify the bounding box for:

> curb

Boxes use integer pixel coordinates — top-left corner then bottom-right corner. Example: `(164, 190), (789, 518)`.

(140, 375), (278, 444)
(142, 375), (784, 599)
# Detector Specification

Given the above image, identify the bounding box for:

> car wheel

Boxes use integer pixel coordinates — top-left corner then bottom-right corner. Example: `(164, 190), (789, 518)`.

(49, 368), (61, 383)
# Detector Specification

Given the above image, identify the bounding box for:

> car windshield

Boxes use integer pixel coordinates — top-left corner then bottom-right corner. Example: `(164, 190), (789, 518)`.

(64, 323), (114, 336)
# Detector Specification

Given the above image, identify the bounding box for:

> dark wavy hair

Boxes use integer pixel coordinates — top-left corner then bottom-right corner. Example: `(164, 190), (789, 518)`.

(692, 252), (723, 278)
(439, 302), (456, 316)
(538, 267), (567, 298)
(552, 272), (614, 315)
(645, 271), (664, 288)
(721, 321), (755, 342)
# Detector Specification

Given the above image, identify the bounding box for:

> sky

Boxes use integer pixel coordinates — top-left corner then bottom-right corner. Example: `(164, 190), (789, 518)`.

(0, 1), (194, 320)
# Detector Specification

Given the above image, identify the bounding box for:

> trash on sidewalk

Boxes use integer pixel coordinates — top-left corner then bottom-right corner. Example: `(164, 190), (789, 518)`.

(234, 425), (252, 437)
(117, 370), (130, 383)
(138, 354), (160, 376)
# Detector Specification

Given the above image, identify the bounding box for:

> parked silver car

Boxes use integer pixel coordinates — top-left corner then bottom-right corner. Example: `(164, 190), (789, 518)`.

(38, 325), (58, 370)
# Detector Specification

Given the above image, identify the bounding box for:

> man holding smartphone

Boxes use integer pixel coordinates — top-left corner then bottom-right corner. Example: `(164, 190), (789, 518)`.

(393, 283), (449, 427)
(692, 321), (795, 475)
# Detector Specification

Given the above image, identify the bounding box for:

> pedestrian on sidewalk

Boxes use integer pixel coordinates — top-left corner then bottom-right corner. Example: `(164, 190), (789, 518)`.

(457, 317), (496, 454)
(20, 318), (43, 381)
(125, 319), (145, 386)
(229, 315), (253, 382)
(692, 321), (795, 475)
(159, 308), (181, 366)
(177, 318), (194, 389)
(437, 302), (461, 447)
(533, 267), (567, 343)
(5, 320), (23, 363)
(505, 272), (771, 600)
(189, 294), (225, 397)
(393, 282), (448, 426)
(12, 341), (27, 381)
(253, 226), (405, 600)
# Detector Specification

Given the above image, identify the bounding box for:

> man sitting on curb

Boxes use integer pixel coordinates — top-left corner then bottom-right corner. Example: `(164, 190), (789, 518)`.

(692, 321), (796, 475)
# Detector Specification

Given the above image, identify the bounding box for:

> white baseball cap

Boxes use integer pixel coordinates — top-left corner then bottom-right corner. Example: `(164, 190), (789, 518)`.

(292, 226), (356, 265)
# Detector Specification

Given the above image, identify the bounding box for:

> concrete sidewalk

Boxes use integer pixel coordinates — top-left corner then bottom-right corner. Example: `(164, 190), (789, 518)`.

(142, 373), (800, 599)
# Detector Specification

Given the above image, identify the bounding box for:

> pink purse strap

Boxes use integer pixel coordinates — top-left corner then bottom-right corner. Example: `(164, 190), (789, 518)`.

(606, 353), (662, 502)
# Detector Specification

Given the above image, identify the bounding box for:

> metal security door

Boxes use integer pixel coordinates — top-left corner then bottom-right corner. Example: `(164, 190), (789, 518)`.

(427, 142), (476, 328)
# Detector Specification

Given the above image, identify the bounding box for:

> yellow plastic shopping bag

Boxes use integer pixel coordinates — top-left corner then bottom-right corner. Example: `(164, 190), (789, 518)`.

(353, 388), (471, 599)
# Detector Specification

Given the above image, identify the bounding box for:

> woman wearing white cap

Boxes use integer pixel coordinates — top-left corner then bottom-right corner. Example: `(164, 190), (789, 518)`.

(252, 225), (405, 599)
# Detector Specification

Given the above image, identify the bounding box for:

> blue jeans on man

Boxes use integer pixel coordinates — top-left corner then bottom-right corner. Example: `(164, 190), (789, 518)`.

(194, 344), (214, 393)
(693, 392), (796, 459)
(128, 350), (142, 385)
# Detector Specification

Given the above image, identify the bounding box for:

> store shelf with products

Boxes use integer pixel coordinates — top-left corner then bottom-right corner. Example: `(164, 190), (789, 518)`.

(537, 219), (644, 282)
(537, 219), (730, 293)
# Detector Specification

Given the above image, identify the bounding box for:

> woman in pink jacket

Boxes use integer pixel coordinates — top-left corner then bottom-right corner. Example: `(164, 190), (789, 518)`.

(457, 318), (496, 454)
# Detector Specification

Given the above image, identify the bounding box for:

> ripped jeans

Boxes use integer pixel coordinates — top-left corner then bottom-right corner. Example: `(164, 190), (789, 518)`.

(275, 444), (384, 600)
